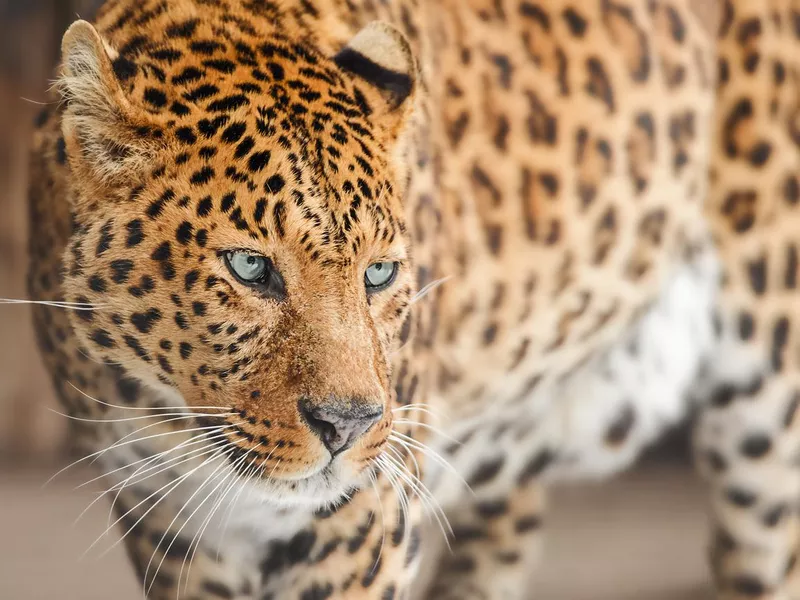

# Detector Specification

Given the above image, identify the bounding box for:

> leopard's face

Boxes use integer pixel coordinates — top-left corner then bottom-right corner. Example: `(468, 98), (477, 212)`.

(58, 19), (418, 506)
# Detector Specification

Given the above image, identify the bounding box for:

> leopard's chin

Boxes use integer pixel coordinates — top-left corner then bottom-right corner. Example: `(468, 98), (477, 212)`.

(229, 455), (372, 510)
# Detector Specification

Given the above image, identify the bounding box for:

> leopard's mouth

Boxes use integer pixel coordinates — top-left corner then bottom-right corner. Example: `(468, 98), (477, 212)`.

(214, 437), (370, 507)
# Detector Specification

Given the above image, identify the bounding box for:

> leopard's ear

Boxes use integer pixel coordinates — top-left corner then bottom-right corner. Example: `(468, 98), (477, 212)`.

(59, 20), (159, 191)
(334, 22), (417, 132)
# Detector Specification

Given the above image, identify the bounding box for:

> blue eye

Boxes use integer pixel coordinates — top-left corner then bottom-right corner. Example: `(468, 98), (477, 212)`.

(223, 251), (287, 300)
(226, 251), (267, 282)
(364, 262), (398, 292)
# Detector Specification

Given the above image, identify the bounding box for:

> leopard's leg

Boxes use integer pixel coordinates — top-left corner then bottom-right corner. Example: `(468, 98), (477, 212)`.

(418, 479), (545, 600)
(695, 1), (800, 597)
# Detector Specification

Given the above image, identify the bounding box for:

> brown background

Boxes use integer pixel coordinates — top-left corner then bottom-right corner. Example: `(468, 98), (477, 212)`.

(0, 2), (708, 598)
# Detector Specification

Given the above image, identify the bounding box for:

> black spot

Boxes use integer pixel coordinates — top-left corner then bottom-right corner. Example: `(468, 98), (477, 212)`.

(151, 242), (171, 262)
(158, 355), (174, 375)
(110, 260), (134, 284)
(273, 202), (286, 238)
(179, 342), (193, 359)
(710, 384), (736, 408)
(605, 405), (636, 446)
(469, 457), (504, 487)
(762, 504), (788, 528)
(265, 174), (285, 194)
(190, 167), (215, 186)
(475, 499), (509, 518)
(56, 137), (67, 164)
(784, 392), (800, 428)
(112, 55), (138, 81)
(116, 377), (140, 403)
(771, 316), (790, 372)
(96, 221), (114, 256)
(144, 87), (168, 108)
(562, 7), (587, 36)
(731, 575), (765, 596)
(726, 486), (756, 508)
(514, 515), (542, 533)
(175, 126), (197, 145)
(208, 94), (249, 112)
(221, 122), (247, 143)
(739, 433), (772, 459)
(176, 222), (194, 245)
(785, 245), (798, 289)
(518, 449), (555, 484)
(196, 196), (213, 217)
(126, 219), (144, 247)
(90, 329), (116, 348)
(381, 585), (396, 600)
(784, 175), (799, 205)
(184, 270), (200, 292)
(248, 151), (271, 172)
(747, 256), (767, 296)
(130, 309), (162, 334)
(88, 274), (107, 293)
(749, 142), (772, 167)
(738, 312), (755, 340)
(166, 19), (199, 38)
(146, 189), (175, 219)
(216, 195), (236, 217)
(706, 450), (728, 472)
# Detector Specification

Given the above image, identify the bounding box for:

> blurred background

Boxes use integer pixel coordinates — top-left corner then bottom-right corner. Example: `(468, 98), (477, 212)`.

(0, 1), (708, 599)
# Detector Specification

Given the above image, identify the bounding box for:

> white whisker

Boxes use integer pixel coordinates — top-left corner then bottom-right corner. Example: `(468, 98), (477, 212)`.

(49, 407), (235, 424)
(67, 382), (231, 412)
(0, 298), (104, 311)
(389, 431), (473, 496)
(409, 275), (453, 305)
(392, 418), (461, 445)
(176, 443), (262, 595)
(87, 447), (232, 560)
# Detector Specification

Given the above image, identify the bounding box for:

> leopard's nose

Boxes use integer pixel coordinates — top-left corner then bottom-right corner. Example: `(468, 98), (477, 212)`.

(298, 398), (383, 456)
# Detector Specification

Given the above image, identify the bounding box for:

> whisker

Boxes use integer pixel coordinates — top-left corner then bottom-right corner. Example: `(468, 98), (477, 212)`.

(67, 382), (232, 412)
(409, 275), (453, 305)
(391, 403), (446, 421)
(47, 419), (244, 487)
(378, 454), (452, 542)
(392, 418), (461, 445)
(76, 428), (231, 492)
(175, 444), (262, 595)
(0, 298), (104, 311)
(389, 432), (473, 496)
(367, 469), (387, 573)
(86, 447), (232, 560)
(49, 407), (235, 424)
(76, 434), (232, 527)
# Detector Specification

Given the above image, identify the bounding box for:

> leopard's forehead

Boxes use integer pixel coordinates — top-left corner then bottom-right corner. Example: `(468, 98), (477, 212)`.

(90, 11), (407, 263)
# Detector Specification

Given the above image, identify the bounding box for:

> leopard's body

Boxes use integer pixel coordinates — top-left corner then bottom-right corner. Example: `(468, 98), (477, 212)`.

(25, 0), (800, 598)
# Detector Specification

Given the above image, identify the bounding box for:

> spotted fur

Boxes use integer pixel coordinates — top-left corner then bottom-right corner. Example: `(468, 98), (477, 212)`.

(25, 0), (800, 598)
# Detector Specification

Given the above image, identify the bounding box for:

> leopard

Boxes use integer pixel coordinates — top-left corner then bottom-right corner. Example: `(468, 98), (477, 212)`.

(22, 0), (800, 598)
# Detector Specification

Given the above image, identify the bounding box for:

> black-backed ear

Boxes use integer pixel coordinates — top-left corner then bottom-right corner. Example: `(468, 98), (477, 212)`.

(334, 22), (417, 128)
(59, 20), (159, 192)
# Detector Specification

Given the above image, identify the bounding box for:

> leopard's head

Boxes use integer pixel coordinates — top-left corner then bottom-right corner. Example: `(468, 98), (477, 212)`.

(58, 17), (418, 506)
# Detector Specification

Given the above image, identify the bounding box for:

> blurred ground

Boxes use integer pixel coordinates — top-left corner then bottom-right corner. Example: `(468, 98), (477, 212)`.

(0, 463), (713, 600)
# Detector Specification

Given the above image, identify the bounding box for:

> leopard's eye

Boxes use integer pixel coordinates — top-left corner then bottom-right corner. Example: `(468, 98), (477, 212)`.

(223, 250), (287, 300)
(226, 251), (268, 282)
(365, 262), (398, 293)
